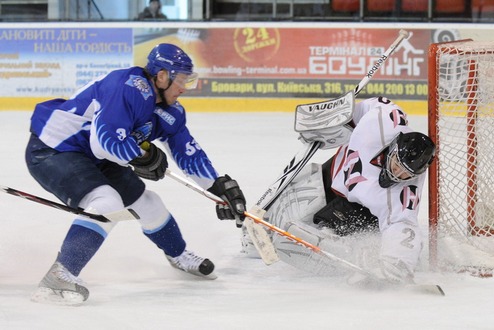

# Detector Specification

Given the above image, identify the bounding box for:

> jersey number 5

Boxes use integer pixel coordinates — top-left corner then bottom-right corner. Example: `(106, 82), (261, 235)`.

(185, 139), (202, 156)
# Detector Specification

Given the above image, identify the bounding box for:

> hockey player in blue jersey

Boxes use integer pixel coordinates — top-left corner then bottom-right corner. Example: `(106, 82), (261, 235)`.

(25, 43), (247, 305)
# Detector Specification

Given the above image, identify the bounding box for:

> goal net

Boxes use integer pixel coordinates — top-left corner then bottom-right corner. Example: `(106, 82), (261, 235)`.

(429, 39), (494, 276)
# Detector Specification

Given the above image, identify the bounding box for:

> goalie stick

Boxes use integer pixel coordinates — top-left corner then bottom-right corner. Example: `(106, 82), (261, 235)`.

(163, 169), (444, 296)
(254, 140), (322, 211)
(0, 185), (140, 222)
(248, 29), (411, 265)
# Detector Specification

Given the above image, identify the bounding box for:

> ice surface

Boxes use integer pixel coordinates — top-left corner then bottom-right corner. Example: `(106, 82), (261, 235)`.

(1, 110), (493, 329)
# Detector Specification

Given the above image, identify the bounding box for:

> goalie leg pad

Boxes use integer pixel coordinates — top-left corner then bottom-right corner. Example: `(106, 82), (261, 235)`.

(273, 221), (352, 276)
(266, 163), (327, 230)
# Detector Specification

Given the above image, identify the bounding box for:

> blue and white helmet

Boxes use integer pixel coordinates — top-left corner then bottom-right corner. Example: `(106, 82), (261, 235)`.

(146, 43), (198, 89)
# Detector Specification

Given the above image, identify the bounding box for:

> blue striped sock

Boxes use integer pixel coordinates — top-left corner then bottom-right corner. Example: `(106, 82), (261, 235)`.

(144, 216), (186, 258)
(58, 223), (105, 276)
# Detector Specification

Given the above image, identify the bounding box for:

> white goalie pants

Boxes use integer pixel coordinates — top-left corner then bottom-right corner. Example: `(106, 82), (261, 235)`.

(242, 163), (380, 276)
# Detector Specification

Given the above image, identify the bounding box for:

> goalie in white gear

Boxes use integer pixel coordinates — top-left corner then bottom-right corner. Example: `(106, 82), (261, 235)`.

(246, 96), (435, 284)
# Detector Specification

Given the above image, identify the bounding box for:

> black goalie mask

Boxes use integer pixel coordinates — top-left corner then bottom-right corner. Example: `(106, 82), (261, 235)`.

(379, 132), (436, 188)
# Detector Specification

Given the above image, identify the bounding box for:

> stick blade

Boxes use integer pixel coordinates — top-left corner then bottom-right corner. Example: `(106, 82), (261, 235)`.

(413, 284), (445, 296)
(244, 218), (280, 265)
(103, 208), (140, 222)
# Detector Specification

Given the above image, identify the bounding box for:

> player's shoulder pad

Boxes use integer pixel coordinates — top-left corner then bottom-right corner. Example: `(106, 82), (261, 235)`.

(123, 68), (153, 101)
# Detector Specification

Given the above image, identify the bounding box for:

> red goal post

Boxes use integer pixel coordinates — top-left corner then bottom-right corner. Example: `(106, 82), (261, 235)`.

(428, 39), (494, 276)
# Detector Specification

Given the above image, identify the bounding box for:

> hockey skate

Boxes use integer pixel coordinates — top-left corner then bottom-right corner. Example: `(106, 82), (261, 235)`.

(166, 250), (217, 280)
(31, 261), (89, 306)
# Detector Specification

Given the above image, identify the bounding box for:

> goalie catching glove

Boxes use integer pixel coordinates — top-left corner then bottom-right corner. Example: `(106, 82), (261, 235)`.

(295, 91), (355, 149)
(207, 175), (246, 228)
(130, 142), (168, 181)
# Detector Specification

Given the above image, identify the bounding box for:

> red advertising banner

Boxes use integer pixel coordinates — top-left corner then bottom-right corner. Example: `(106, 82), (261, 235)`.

(133, 27), (430, 100)
(2, 23), (493, 112)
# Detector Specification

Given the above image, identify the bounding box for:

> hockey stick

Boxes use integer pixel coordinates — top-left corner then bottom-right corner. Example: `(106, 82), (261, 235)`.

(296, 29), (410, 112)
(248, 29), (411, 264)
(164, 169), (445, 295)
(164, 168), (371, 272)
(0, 185), (140, 222)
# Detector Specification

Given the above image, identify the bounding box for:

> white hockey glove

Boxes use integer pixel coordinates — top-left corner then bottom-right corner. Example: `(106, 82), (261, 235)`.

(347, 256), (413, 288)
(295, 91), (355, 149)
(378, 256), (414, 285)
(207, 175), (246, 228)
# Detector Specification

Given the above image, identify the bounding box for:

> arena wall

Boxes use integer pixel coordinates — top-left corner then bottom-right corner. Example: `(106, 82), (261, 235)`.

(0, 22), (492, 114)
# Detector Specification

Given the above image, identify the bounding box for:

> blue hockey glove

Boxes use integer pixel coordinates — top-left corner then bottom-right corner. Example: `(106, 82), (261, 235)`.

(130, 142), (168, 181)
(207, 175), (246, 227)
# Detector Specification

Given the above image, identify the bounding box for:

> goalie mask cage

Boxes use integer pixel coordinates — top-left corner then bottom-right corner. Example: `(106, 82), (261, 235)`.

(429, 39), (494, 277)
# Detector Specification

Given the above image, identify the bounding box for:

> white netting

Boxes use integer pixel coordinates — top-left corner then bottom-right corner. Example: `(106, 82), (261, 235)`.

(431, 40), (494, 275)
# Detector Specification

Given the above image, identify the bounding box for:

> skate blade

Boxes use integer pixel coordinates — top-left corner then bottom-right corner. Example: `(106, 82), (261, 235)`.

(186, 270), (218, 280)
(31, 287), (86, 306)
(171, 267), (218, 280)
(200, 272), (218, 280)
